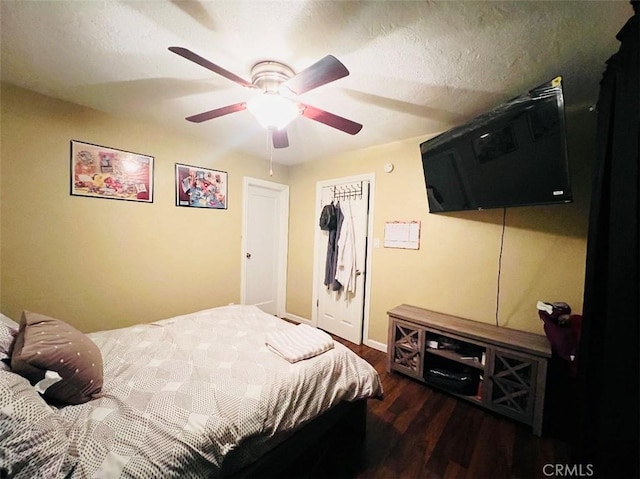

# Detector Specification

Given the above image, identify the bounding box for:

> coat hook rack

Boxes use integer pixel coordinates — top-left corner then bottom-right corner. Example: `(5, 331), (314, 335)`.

(331, 181), (363, 201)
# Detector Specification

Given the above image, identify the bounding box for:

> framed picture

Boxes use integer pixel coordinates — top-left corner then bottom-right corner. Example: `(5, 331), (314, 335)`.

(175, 163), (227, 209)
(70, 140), (154, 203)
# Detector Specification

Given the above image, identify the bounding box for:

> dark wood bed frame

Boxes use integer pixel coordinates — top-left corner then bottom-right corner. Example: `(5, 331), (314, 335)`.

(227, 399), (368, 478)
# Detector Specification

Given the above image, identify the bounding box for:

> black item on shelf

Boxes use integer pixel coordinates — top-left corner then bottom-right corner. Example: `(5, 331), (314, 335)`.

(425, 368), (479, 396)
(424, 355), (479, 396)
(458, 343), (484, 358)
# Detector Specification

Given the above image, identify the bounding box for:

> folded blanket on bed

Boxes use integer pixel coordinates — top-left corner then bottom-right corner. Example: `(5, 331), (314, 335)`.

(266, 324), (334, 363)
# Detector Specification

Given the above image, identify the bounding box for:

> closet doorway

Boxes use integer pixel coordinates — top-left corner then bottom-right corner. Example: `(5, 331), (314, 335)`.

(312, 174), (374, 344)
(241, 177), (289, 316)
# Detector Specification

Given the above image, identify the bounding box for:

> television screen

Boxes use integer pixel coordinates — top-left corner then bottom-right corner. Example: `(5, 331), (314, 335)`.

(420, 77), (573, 213)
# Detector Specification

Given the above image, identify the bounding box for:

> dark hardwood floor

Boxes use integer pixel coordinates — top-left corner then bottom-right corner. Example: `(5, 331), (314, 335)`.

(287, 338), (573, 479)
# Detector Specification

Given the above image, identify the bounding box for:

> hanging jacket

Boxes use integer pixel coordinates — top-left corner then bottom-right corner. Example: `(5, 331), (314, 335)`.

(335, 200), (357, 293)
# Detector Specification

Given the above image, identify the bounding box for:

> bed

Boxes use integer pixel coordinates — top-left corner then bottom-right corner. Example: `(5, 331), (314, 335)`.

(0, 305), (383, 478)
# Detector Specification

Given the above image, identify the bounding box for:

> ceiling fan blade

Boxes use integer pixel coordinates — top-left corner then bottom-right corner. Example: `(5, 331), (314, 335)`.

(281, 55), (349, 96)
(169, 46), (256, 89)
(272, 129), (289, 149)
(186, 102), (246, 123)
(301, 104), (363, 135)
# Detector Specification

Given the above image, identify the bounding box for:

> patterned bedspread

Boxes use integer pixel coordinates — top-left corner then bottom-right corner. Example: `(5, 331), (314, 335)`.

(59, 305), (382, 478)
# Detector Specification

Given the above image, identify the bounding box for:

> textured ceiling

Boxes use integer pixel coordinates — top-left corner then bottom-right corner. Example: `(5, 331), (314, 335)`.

(0, 1), (633, 165)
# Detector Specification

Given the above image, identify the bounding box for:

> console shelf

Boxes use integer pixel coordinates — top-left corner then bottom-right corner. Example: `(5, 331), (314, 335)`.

(387, 304), (551, 436)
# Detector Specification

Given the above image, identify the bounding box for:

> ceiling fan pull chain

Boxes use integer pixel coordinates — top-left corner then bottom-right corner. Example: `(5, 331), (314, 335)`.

(269, 131), (274, 177)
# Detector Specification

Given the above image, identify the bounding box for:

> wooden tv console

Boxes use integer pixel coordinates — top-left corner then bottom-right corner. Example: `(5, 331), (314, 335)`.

(387, 304), (551, 436)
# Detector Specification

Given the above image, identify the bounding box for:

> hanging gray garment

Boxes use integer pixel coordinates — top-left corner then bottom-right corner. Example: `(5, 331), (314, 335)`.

(324, 202), (343, 287)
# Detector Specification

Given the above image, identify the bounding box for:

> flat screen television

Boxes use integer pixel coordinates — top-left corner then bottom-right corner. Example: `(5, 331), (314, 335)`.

(420, 77), (573, 213)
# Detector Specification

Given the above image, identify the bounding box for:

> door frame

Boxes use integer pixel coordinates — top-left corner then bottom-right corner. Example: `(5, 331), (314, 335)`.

(311, 173), (375, 345)
(241, 176), (289, 317)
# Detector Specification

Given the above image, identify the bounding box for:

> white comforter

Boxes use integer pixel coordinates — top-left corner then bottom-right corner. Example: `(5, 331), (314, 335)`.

(59, 305), (382, 478)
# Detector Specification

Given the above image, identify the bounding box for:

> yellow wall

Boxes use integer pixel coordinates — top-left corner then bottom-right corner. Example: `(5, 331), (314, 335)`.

(287, 109), (594, 343)
(1, 83), (593, 344)
(0, 83), (288, 332)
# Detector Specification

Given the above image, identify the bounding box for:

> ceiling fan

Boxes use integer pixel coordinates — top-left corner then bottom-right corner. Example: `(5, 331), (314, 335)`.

(168, 47), (363, 148)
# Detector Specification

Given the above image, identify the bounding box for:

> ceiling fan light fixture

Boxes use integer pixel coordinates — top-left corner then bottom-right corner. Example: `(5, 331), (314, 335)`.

(169, 48), (361, 144)
(246, 93), (300, 130)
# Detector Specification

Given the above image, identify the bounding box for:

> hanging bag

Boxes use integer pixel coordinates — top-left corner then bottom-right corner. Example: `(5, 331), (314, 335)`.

(319, 202), (337, 231)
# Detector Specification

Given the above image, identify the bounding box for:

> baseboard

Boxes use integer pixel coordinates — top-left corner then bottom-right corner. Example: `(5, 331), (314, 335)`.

(282, 312), (312, 326)
(364, 338), (387, 353)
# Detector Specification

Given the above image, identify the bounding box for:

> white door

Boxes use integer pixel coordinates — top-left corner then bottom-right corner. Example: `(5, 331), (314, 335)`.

(242, 178), (289, 316)
(316, 180), (370, 344)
